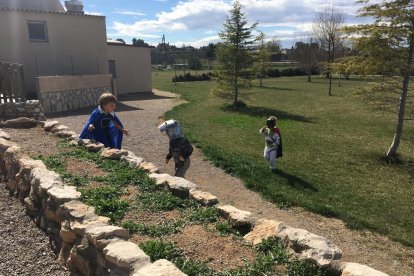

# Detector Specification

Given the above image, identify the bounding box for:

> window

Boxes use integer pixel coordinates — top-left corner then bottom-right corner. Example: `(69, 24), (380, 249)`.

(28, 21), (48, 42)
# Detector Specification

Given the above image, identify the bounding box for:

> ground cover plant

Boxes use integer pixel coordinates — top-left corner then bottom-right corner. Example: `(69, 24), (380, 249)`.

(153, 71), (414, 247)
(36, 139), (326, 275)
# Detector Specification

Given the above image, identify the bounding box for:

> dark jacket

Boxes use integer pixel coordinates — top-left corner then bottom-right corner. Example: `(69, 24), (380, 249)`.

(166, 137), (193, 161)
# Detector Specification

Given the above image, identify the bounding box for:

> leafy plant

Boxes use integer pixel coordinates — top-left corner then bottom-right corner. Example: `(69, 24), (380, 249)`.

(137, 191), (197, 212)
(139, 240), (184, 262)
(122, 220), (184, 237)
(286, 259), (326, 276)
(186, 206), (219, 224)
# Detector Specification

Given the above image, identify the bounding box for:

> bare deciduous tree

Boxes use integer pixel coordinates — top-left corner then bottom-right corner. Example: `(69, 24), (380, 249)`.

(313, 8), (344, 96)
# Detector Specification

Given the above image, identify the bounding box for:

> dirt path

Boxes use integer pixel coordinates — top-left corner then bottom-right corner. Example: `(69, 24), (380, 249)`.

(0, 183), (69, 276)
(49, 90), (414, 276)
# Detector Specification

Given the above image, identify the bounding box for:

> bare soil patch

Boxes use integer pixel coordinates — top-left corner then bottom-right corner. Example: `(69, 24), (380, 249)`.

(170, 224), (256, 271)
(66, 158), (106, 177)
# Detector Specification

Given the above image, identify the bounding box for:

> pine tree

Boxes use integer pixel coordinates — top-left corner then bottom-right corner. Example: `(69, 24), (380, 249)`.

(254, 32), (270, 87)
(346, 0), (414, 159)
(213, 1), (257, 106)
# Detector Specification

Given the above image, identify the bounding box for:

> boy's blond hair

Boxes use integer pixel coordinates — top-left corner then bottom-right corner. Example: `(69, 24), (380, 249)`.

(99, 93), (117, 108)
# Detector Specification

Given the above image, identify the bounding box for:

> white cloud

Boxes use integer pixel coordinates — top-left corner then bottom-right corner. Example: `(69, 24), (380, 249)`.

(112, 0), (371, 47)
(173, 35), (221, 48)
(114, 9), (146, 16)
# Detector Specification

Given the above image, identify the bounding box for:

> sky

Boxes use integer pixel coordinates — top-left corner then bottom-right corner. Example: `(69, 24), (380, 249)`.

(69, 0), (373, 48)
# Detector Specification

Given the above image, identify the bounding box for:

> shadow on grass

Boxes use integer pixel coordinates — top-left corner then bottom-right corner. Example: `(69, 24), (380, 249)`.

(221, 105), (314, 123)
(258, 85), (296, 91)
(275, 169), (319, 192)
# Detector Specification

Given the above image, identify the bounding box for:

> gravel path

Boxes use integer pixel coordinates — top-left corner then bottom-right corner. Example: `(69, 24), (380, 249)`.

(0, 184), (69, 276)
(49, 90), (414, 276)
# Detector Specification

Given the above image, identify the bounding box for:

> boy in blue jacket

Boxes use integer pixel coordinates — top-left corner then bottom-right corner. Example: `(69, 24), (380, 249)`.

(80, 93), (128, 149)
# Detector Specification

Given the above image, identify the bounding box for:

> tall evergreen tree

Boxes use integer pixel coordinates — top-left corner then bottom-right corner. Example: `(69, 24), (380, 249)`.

(254, 32), (270, 87)
(213, 1), (257, 106)
(346, 0), (414, 158)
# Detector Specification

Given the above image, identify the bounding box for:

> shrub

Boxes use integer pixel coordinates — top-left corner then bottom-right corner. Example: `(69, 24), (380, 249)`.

(172, 72), (213, 82)
(137, 191), (197, 212)
(139, 240), (184, 262)
(122, 220), (184, 237)
(186, 207), (219, 224)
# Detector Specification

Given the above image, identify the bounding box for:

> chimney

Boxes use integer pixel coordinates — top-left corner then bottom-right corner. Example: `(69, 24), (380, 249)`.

(65, 0), (84, 14)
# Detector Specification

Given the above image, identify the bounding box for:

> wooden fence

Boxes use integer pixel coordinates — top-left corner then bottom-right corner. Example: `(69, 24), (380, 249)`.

(0, 62), (26, 103)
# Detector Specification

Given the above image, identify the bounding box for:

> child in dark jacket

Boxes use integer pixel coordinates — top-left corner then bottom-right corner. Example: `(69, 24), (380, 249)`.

(158, 120), (193, 178)
(80, 93), (128, 149)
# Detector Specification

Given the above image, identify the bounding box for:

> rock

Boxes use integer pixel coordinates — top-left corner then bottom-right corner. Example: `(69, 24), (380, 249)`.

(86, 225), (130, 245)
(47, 185), (81, 206)
(135, 259), (186, 276)
(244, 219), (286, 245)
(24, 197), (39, 212)
(277, 226), (342, 268)
(79, 139), (95, 146)
(342, 263), (389, 276)
(45, 208), (60, 222)
(0, 138), (17, 155)
(67, 252), (91, 276)
(100, 148), (128, 160)
(121, 151), (144, 167)
(30, 168), (62, 197)
(43, 121), (60, 131)
(149, 173), (172, 187)
(60, 228), (77, 243)
(18, 157), (46, 182)
(0, 130), (11, 140)
(70, 216), (111, 236)
(139, 161), (159, 173)
(85, 143), (105, 152)
(55, 130), (77, 138)
(50, 124), (69, 134)
(216, 205), (252, 227)
(68, 134), (79, 141)
(189, 189), (218, 206)
(59, 200), (97, 222)
(69, 140), (79, 146)
(5, 117), (38, 128)
(167, 177), (197, 198)
(103, 239), (150, 270)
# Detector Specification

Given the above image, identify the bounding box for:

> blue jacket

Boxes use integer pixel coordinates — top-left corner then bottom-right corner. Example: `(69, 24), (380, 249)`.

(80, 108), (123, 149)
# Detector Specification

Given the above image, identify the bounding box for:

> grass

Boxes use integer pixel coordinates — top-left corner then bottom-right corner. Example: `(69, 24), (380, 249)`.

(139, 238), (325, 276)
(122, 220), (184, 237)
(153, 71), (414, 247)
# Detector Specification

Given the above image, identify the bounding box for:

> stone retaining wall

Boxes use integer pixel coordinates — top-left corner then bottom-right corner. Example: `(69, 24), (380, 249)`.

(0, 100), (45, 121)
(36, 75), (114, 114)
(0, 120), (389, 276)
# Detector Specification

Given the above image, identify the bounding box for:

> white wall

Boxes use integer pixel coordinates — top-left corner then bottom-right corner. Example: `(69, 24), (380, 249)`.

(0, 9), (108, 95)
(107, 45), (152, 94)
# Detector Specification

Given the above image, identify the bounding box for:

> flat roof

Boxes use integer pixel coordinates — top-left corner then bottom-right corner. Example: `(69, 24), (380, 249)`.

(0, 7), (105, 18)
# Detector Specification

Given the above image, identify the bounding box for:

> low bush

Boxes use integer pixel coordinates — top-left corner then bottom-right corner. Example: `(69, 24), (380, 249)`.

(172, 72), (213, 82)
(137, 191), (197, 212)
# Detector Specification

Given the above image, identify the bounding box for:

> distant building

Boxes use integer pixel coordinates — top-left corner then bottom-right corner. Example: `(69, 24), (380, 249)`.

(0, 0), (151, 97)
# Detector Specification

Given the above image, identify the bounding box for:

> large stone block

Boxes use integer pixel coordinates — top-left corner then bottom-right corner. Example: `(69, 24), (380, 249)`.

(341, 262), (388, 276)
(0, 138), (17, 155)
(277, 226), (342, 268)
(47, 185), (81, 206)
(189, 189), (218, 206)
(0, 130), (11, 141)
(55, 130), (77, 138)
(70, 216), (111, 236)
(244, 219), (286, 245)
(50, 124), (69, 134)
(139, 161), (159, 173)
(103, 240), (150, 270)
(149, 173), (172, 187)
(85, 143), (105, 152)
(217, 205), (252, 227)
(4, 117), (38, 128)
(30, 168), (62, 199)
(43, 120), (60, 131)
(86, 225), (130, 245)
(135, 259), (186, 276)
(59, 200), (97, 222)
(167, 177), (197, 198)
(100, 148), (128, 160)
(120, 151), (144, 167)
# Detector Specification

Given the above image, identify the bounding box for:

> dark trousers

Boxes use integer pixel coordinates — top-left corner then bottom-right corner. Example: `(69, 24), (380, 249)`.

(174, 157), (191, 178)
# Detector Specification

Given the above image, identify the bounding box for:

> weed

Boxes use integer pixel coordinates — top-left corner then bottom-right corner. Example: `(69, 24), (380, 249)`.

(174, 258), (214, 276)
(286, 259), (326, 276)
(215, 221), (235, 236)
(139, 240), (184, 262)
(186, 206), (220, 224)
(122, 220), (184, 237)
(137, 191), (197, 212)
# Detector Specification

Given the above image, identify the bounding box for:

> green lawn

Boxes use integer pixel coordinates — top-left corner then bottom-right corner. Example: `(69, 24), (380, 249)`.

(153, 72), (414, 247)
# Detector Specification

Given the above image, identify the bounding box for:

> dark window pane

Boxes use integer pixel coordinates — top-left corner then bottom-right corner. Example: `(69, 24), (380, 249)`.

(28, 22), (47, 41)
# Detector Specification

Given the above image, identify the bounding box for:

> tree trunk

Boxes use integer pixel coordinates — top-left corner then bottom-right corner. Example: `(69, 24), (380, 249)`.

(387, 40), (413, 157)
(307, 72), (312, 82)
(338, 73), (341, 87)
(328, 73), (333, 96)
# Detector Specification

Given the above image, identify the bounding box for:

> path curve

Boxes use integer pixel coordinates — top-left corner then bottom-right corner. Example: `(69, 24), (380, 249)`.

(50, 90), (414, 276)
